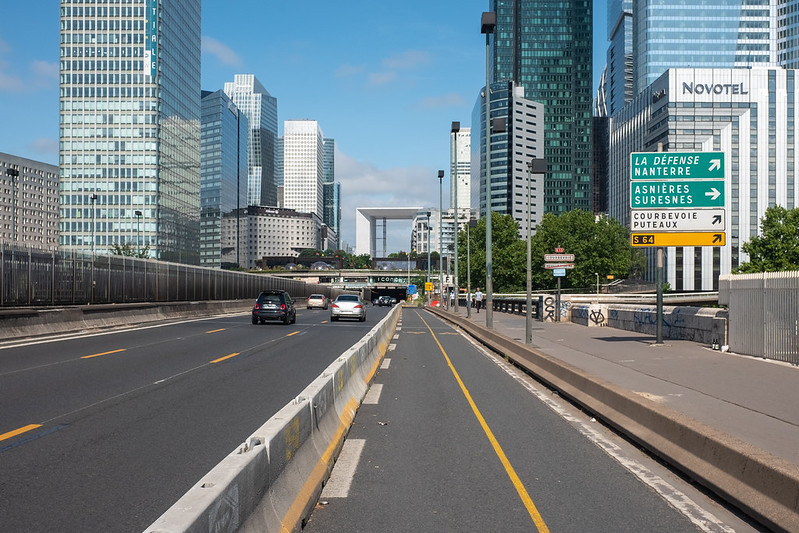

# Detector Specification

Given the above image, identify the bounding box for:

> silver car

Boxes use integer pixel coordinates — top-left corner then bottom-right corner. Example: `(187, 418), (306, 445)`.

(330, 294), (366, 322)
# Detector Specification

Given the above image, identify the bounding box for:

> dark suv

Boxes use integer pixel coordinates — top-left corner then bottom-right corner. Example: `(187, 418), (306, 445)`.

(252, 290), (296, 325)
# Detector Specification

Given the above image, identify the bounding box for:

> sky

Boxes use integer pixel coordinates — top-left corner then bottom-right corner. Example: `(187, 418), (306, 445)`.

(0, 1), (607, 254)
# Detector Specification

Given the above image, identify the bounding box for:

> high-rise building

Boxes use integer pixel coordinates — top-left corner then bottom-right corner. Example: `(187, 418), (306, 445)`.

(59, 0), (202, 263)
(1, 153), (59, 250)
(322, 138), (341, 247)
(779, 1), (799, 68)
(450, 127), (471, 213)
(632, 0), (779, 94)
(283, 120), (324, 217)
(224, 74), (278, 207)
(200, 90), (248, 268)
(472, 81), (545, 235)
(491, 0), (593, 215)
(607, 0), (634, 116)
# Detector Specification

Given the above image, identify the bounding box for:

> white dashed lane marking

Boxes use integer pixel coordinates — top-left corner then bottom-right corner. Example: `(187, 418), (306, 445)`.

(363, 383), (383, 405)
(320, 439), (366, 498)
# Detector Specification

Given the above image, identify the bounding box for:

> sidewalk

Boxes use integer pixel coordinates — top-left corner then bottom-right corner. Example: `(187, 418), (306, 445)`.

(444, 305), (799, 466)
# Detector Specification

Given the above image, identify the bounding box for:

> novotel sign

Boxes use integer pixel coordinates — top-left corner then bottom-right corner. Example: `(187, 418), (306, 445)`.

(682, 82), (748, 96)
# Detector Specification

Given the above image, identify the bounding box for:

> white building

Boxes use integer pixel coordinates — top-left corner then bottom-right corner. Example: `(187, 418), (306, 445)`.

(221, 206), (327, 268)
(1, 153), (59, 250)
(450, 126), (471, 214)
(283, 120), (324, 218)
(609, 68), (799, 290)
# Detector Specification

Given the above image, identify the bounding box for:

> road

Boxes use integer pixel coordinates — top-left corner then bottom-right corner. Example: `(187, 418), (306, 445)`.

(0, 304), (392, 532)
(305, 308), (760, 532)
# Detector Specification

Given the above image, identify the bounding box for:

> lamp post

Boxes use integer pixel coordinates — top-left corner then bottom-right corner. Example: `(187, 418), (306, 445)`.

(596, 272), (600, 297)
(135, 210), (143, 257)
(437, 170), (444, 308)
(6, 168), (19, 244)
(426, 211), (431, 304)
(481, 11), (496, 328)
(526, 158), (546, 344)
(466, 218), (475, 319)
(90, 193), (98, 257)
(451, 122), (460, 313)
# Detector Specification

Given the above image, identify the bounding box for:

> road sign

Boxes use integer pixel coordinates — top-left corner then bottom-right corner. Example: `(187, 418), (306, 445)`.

(554, 247), (564, 253)
(630, 152), (724, 180)
(424, 282), (433, 291)
(631, 232), (726, 247)
(544, 263), (574, 269)
(544, 253), (575, 262)
(630, 180), (724, 209)
(553, 268), (566, 277)
(630, 208), (725, 232)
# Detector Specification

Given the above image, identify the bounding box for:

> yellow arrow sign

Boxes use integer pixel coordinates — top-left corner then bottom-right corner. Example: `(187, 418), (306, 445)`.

(631, 232), (725, 247)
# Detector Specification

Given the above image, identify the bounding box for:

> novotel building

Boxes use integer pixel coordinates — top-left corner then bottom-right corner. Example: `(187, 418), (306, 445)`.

(609, 68), (798, 290)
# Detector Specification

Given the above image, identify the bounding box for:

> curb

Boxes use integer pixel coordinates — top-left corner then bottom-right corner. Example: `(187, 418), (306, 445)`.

(428, 307), (799, 533)
(145, 305), (400, 533)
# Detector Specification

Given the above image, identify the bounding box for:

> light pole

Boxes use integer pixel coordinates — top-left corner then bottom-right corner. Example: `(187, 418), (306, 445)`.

(451, 122), (460, 313)
(437, 170), (444, 308)
(482, 11), (496, 328)
(466, 218), (475, 319)
(596, 272), (600, 297)
(90, 193), (98, 257)
(426, 211), (431, 304)
(6, 168), (19, 245)
(135, 210), (143, 257)
(526, 158), (546, 345)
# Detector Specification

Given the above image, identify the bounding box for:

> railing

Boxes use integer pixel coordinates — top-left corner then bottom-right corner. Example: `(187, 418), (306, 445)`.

(0, 244), (336, 307)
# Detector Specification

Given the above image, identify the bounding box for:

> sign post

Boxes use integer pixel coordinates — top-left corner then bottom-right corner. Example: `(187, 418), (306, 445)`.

(544, 250), (576, 322)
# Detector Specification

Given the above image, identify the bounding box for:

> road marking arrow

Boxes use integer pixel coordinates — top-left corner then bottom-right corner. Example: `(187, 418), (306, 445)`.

(705, 188), (721, 201)
(709, 159), (721, 172)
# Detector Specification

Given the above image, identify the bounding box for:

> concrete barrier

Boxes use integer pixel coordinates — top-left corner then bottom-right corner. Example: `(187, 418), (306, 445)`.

(145, 304), (400, 533)
(0, 301), (253, 342)
(429, 307), (799, 533)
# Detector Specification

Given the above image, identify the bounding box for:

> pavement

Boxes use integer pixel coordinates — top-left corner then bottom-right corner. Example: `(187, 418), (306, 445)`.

(428, 303), (799, 530)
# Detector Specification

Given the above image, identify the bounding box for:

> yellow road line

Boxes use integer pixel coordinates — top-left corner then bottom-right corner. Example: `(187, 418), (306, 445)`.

(0, 424), (42, 443)
(206, 328), (225, 334)
(81, 349), (126, 360)
(210, 352), (239, 364)
(418, 312), (550, 533)
(287, 331), (299, 337)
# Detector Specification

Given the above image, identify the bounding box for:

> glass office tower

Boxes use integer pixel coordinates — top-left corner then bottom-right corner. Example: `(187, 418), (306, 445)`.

(224, 74), (278, 207)
(200, 90), (248, 268)
(59, 0), (202, 263)
(633, 0), (778, 94)
(322, 138), (341, 246)
(492, 0), (593, 214)
(607, 0), (634, 116)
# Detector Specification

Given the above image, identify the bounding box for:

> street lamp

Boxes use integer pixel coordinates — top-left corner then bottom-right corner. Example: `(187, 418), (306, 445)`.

(426, 211), (431, 304)
(466, 218), (476, 318)
(135, 210), (143, 257)
(451, 122), (460, 313)
(526, 158), (546, 345)
(596, 272), (600, 297)
(90, 193), (98, 256)
(6, 168), (19, 244)
(482, 11), (496, 328)
(437, 170), (444, 309)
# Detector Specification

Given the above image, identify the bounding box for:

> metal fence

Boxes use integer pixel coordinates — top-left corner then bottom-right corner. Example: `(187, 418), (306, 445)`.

(0, 244), (335, 307)
(720, 271), (799, 364)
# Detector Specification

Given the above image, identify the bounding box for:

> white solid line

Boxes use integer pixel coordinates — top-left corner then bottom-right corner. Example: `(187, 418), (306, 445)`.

(381, 358), (391, 369)
(363, 383), (383, 405)
(321, 438), (366, 498)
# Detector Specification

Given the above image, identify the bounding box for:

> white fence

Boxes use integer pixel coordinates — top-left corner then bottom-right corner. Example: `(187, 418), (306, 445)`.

(719, 271), (799, 364)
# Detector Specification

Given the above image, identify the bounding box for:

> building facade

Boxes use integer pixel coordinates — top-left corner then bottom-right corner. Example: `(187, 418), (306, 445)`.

(607, 0), (634, 116)
(492, 0), (593, 214)
(283, 120), (324, 217)
(472, 81), (545, 236)
(224, 74), (278, 207)
(609, 68), (799, 290)
(322, 138), (341, 247)
(221, 206), (325, 268)
(450, 126), (471, 215)
(59, 0), (202, 263)
(200, 90), (249, 268)
(1, 153), (59, 250)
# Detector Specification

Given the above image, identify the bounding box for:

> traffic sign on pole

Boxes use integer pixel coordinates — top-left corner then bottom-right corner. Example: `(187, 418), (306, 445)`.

(630, 208), (725, 232)
(544, 263), (574, 269)
(630, 180), (724, 209)
(631, 232), (726, 247)
(544, 253), (575, 262)
(631, 152), (724, 180)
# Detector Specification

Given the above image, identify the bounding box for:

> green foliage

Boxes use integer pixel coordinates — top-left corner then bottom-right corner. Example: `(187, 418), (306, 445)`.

(735, 206), (799, 273)
(110, 242), (150, 258)
(457, 212), (526, 292)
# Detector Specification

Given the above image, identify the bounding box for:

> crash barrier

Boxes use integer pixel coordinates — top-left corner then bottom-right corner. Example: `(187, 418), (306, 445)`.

(570, 303), (728, 345)
(0, 243), (337, 307)
(0, 300), (255, 342)
(145, 304), (400, 533)
(428, 307), (799, 533)
(490, 297), (541, 318)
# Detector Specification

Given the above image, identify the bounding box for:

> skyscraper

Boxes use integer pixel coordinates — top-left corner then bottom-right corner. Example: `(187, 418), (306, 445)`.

(200, 90), (248, 268)
(491, 0), (593, 214)
(59, 0), (202, 263)
(224, 74), (278, 207)
(450, 127), (471, 213)
(283, 120), (324, 217)
(322, 138), (341, 247)
(606, 0), (634, 116)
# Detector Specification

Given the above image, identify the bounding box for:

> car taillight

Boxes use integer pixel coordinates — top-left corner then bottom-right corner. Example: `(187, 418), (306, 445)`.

(355, 304), (363, 309)
(331, 303), (339, 308)
(253, 303), (260, 310)
(280, 304), (286, 310)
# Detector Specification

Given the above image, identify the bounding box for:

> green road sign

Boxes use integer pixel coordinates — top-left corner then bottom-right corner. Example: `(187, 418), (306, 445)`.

(630, 180), (724, 209)
(630, 152), (724, 180)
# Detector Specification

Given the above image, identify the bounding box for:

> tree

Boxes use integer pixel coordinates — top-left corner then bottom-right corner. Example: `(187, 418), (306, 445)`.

(529, 210), (645, 290)
(110, 242), (150, 258)
(457, 212), (526, 293)
(735, 205), (799, 273)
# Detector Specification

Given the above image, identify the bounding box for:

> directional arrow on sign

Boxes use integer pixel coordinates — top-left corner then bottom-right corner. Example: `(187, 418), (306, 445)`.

(712, 214), (722, 224)
(709, 159), (721, 172)
(705, 187), (721, 201)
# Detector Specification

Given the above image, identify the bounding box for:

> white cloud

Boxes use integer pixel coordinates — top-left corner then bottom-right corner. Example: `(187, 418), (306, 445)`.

(367, 71), (397, 86)
(31, 60), (58, 79)
(381, 50), (432, 70)
(416, 93), (466, 109)
(29, 138), (59, 156)
(202, 36), (243, 67)
(335, 64), (365, 78)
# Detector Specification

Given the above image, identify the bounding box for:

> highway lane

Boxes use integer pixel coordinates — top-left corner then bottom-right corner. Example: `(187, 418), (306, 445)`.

(306, 308), (759, 532)
(0, 304), (393, 532)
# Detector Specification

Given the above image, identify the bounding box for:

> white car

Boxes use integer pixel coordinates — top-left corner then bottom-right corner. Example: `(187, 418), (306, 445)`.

(307, 294), (328, 309)
(330, 294), (366, 322)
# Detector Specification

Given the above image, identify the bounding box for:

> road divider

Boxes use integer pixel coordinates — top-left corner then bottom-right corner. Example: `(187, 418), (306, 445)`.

(144, 304), (400, 533)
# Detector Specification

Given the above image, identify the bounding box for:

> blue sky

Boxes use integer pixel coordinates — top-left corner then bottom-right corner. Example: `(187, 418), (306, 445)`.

(0, 1), (606, 252)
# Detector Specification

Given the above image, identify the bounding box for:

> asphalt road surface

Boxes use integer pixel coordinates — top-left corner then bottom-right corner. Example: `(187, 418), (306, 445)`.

(0, 304), (393, 532)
